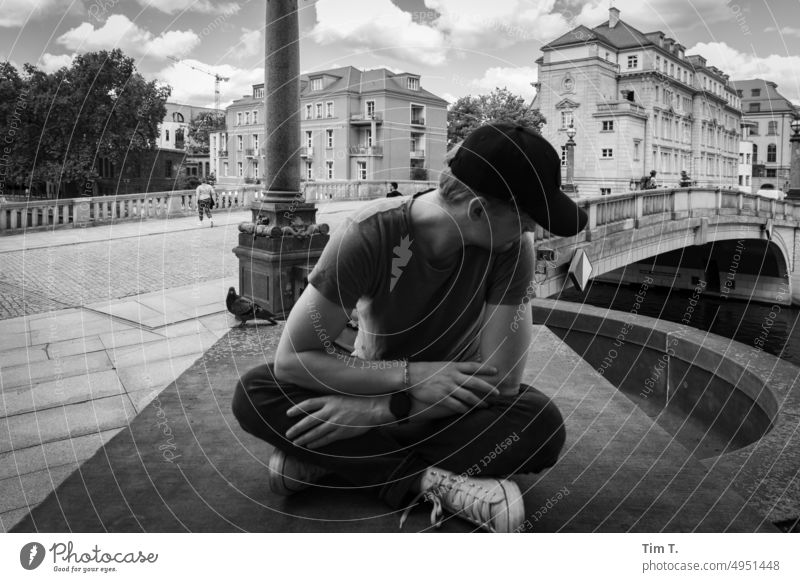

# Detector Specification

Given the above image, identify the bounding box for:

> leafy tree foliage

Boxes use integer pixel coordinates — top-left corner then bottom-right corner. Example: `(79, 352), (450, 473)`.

(0, 49), (170, 197)
(447, 87), (546, 149)
(186, 110), (225, 154)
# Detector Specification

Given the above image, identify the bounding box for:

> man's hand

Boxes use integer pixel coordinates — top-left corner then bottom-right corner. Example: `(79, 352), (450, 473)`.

(285, 394), (391, 449)
(408, 361), (499, 415)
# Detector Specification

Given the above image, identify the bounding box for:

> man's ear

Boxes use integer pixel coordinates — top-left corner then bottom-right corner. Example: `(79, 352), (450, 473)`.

(466, 196), (490, 222)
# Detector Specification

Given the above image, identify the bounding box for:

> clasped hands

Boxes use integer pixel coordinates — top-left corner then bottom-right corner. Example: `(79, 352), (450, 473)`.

(285, 361), (499, 449)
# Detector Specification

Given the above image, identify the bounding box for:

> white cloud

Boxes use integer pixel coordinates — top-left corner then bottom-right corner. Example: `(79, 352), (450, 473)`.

(37, 53), (75, 72)
(571, 0), (733, 36)
(238, 28), (262, 58)
(425, 0), (572, 51)
(456, 66), (539, 101)
(688, 41), (800, 103)
(157, 59), (262, 109)
(764, 26), (800, 38)
(311, 0), (448, 66)
(0, 0), (82, 28)
(57, 14), (200, 59)
(135, 0), (240, 15)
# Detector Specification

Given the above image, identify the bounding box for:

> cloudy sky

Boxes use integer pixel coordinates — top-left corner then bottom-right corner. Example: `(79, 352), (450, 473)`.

(1, 0), (799, 108)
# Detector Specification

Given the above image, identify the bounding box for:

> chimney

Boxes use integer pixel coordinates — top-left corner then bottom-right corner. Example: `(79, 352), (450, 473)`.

(609, 7), (620, 28)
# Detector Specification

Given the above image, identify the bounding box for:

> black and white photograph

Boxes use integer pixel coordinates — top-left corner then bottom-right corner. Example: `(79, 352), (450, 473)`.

(1, 0), (799, 578)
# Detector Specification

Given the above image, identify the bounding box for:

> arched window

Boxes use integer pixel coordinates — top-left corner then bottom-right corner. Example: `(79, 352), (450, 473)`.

(752, 144), (758, 163)
(767, 143), (777, 163)
(172, 112), (184, 123)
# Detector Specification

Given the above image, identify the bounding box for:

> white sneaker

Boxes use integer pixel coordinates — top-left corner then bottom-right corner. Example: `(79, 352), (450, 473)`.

(267, 449), (330, 495)
(400, 467), (525, 532)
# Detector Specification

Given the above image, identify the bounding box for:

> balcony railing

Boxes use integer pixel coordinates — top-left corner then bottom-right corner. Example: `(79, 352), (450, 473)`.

(245, 148), (256, 157)
(219, 150), (229, 157)
(350, 112), (383, 124)
(300, 147), (314, 157)
(409, 150), (425, 158)
(348, 145), (383, 156)
(410, 117), (425, 126)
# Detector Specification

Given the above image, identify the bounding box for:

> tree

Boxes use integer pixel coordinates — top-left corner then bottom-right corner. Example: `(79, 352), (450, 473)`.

(0, 49), (170, 197)
(187, 110), (225, 154)
(447, 87), (546, 149)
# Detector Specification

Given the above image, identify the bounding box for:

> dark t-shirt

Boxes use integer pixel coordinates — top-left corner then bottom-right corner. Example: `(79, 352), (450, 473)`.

(308, 194), (534, 363)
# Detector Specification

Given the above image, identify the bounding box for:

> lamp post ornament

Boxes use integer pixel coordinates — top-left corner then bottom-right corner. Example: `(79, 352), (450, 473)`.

(563, 122), (578, 194)
(787, 118), (800, 201)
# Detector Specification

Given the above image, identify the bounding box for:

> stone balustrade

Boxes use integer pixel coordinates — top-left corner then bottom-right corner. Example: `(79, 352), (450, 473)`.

(302, 180), (438, 203)
(0, 187), (261, 235)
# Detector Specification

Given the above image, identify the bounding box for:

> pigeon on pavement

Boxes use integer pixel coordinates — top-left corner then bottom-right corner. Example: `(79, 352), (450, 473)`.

(226, 287), (278, 327)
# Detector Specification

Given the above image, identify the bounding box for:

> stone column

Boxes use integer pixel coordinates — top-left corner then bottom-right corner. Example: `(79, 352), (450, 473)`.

(786, 125), (800, 201)
(563, 136), (577, 194)
(233, 0), (329, 316)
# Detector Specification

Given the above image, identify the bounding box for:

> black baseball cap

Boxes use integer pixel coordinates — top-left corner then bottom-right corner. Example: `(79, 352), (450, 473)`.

(448, 122), (588, 237)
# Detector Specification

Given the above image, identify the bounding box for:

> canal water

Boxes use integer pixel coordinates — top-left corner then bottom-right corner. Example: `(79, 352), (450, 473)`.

(558, 281), (799, 366)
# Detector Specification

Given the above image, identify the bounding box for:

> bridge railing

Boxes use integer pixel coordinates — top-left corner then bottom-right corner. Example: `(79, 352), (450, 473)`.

(0, 187), (260, 236)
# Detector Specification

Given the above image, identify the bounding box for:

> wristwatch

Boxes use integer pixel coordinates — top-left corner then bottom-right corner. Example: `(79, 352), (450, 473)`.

(389, 392), (412, 424)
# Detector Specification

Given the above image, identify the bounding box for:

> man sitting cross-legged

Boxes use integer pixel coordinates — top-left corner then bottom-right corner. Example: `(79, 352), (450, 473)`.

(232, 122), (588, 532)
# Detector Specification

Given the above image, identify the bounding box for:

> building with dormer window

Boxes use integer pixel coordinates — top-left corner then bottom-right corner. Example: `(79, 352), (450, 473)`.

(211, 67), (447, 186)
(533, 7), (742, 196)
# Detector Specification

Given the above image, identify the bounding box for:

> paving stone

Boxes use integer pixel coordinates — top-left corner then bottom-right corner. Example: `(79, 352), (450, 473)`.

(98, 327), (165, 350)
(0, 345), (48, 367)
(0, 507), (30, 533)
(46, 336), (105, 359)
(117, 354), (202, 403)
(107, 334), (213, 368)
(0, 428), (122, 480)
(0, 351), (113, 391)
(0, 369), (125, 417)
(0, 463), (79, 514)
(0, 395), (136, 454)
(0, 331), (29, 351)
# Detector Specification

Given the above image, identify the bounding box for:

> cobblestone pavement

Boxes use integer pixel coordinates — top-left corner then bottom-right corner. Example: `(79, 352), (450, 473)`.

(0, 202), (360, 321)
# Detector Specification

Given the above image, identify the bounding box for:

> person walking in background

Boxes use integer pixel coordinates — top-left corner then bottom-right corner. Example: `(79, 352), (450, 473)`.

(196, 178), (215, 227)
(386, 182), (402, 198)
(645, 170), (658, 189)
(679, 170), (691, 188)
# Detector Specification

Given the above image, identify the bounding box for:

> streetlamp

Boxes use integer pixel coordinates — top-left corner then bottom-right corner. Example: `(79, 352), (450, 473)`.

(563, 122), (578, 194)
(787, 118), (800, 201)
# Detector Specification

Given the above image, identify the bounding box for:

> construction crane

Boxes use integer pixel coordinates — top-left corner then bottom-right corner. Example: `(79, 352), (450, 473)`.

(167, 56), (230, 112)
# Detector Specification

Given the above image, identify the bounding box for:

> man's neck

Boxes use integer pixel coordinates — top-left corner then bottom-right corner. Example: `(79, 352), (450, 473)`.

(409, 191), (465, 267)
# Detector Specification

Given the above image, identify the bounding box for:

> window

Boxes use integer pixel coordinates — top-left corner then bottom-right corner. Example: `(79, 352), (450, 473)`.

(357, 161), (367, 180)
(627, 55), (638, 69)
(753, 144), (758, 163)
(601, 120), (614, 131)
(326, 160), (333, 179)
(738, 175), (743, 186)
(751, 88), (760, 97)
(305, 161), (313, 180)
(751, 122), (759, 135)
(407, 77), (420, 90)
(560, 146), (567, 167)
(164, 159), (172, 178)
(172, 112), (184, 123)
(560, 111), (573, 129)
(254, 87), (264, 99)
(223, 162), (229, 176)
(767, 144), (777, 163)
(749, 103), (760, 113)
(601, 148), (614, 158)
(739, 153), (744, 163)
(165, 129), (170, 142)
(670, 63), (674, 76)
(600, 188), (611, 196)
(767, 121), (778, 135)
(305, 104), (312, 119)
(365, 128), (373, 147)
(633, 140), (640, 161)
(325, 101), (334, 118)
(366, 100), (375, 117)
(237, 135), (243, 151)
(236, 112), (242, 125)
(326, 129), (334, 148)
(253, 111), (258, 124)
(237, 162), (243, 177)
(746, 176), (750, 185)
(315, 103), (322, 118)
(245, 112), (251, 124)
(655, 56), (660, 70)
(253, 161), (259, 177)
(305, 131), (312, 148)
(746, 153), (751, 164)
(311, 77), (323, 91)
(766, 168), (777, 177)
(253, 134), (259, 150)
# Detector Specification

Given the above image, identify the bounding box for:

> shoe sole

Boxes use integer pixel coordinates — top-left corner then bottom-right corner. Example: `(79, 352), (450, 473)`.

(493, 479), (525, 533)
(267, 450), (305, 496)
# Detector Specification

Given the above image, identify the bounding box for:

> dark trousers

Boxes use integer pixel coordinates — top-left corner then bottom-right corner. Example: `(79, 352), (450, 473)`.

(232, 363), (566, 509)
(198, 198), (213, 220)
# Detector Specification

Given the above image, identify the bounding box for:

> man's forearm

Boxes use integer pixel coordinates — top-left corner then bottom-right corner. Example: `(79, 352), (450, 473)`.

(275, 349), (406, 396)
